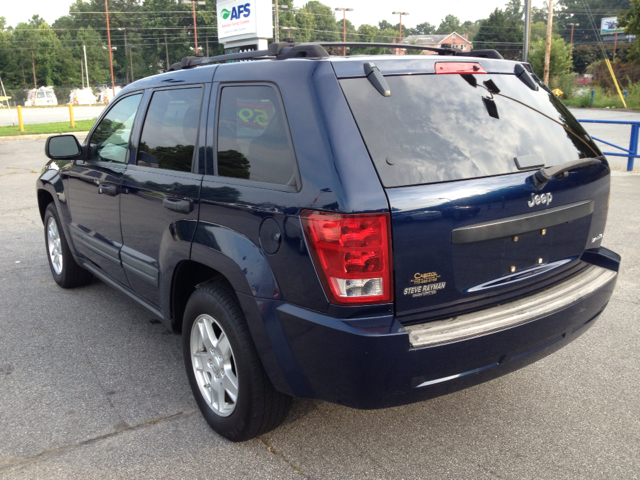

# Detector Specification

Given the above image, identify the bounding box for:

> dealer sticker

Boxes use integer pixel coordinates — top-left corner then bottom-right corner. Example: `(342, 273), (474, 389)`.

(410, 271), (441, 285)
(403, 282), (447, 297)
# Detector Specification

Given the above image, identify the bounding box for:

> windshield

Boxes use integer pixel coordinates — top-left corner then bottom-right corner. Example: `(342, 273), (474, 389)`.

(340, 73), (600, 187)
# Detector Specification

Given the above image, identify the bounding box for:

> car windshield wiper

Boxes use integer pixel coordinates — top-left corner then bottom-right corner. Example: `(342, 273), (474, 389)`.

(531, 158), (603, 190)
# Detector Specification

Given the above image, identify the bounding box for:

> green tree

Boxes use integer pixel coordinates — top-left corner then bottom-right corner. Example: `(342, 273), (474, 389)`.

(530, 35), (571, 79)
(505, 0), (524, 23)
(474, 8), (524, 59)
(412, 22), (437, 36)
(300, 1), (339, 42)
(10, 16), (76, 87)
(461, 20), (482, 41)
(436, 14), (461, 34)
(294, 7), (316, 43)
(530, 6), (547, 23)
(350, 24), (387, 54)
(618, 0), (640, 62)
(335, 19), (357, 43)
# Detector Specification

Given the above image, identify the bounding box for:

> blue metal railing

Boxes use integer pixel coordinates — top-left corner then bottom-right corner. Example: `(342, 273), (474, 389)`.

(578, 119), (639, 171)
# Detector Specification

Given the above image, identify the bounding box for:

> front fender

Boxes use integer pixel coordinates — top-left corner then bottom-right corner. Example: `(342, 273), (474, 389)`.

(190, 220), (280, 299)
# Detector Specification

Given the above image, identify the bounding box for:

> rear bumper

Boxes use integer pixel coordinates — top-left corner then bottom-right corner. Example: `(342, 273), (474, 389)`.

(239, 255), (618, 409)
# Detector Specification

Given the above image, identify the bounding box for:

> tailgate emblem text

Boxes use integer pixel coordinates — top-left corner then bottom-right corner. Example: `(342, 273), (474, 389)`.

(528, 192), (553, 208)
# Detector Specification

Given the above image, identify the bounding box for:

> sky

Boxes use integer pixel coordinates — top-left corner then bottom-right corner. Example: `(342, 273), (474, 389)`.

(2, 0), (548, 30)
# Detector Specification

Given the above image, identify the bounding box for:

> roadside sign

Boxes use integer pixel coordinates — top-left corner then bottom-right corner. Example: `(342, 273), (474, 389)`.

(601, 17), (624, 35)
(217, 0), (273, 50)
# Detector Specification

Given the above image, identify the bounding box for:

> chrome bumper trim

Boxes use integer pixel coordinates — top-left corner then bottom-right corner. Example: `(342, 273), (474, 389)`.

(405, 264), (616, 348)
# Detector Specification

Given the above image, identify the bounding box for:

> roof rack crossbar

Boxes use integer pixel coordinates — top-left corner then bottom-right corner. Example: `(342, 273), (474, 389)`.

(191, 49), (273, 66)
(315, 42), (457, 55)
(167, 41), (503, 71)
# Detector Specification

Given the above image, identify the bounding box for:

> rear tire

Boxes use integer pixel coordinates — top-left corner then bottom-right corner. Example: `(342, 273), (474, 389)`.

(43, 203), (92, 288)
(182, 281), (292, 442)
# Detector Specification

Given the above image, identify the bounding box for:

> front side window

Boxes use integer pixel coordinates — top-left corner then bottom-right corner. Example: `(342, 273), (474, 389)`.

(89, 93), (142, 163)
(216, 85), (297, 187)
(137, 88), (203, 172)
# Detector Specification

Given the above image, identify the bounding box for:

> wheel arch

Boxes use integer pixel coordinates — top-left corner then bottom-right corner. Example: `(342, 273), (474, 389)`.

(170, 260), (228, 334)
(37, 188), (55, 221)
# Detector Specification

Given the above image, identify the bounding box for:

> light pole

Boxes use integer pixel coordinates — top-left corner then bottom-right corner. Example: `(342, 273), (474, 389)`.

(274, 3), (289, 43)
(104, 0), (115, 96)
(182, 0), (206, 54)
(392, 11), (409, 43)
(335, 8), (354, 55)
(567, 22), (579, 73)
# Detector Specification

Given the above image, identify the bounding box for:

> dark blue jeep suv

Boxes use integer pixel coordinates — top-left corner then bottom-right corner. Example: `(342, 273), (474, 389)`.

(37, 42), (620, 441)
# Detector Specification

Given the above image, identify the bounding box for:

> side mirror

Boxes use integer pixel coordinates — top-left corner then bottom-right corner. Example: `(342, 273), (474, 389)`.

(45, 135), (82, 159)
(137, 151), (159, 168)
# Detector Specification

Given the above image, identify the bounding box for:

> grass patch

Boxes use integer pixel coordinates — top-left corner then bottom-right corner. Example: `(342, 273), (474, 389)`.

(0, 118), (96, 137)
(563, 86), (640, 109)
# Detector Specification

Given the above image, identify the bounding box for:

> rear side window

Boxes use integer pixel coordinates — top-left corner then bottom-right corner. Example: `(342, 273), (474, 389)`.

(137, 87), (203, 172)
(341, 74), (600, 187)
(216, 85), (297, 187)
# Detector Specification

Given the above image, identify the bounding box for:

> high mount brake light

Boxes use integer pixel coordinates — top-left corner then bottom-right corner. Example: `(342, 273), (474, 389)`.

(301, 211), (393, 305)
(435, 62), (487, 74)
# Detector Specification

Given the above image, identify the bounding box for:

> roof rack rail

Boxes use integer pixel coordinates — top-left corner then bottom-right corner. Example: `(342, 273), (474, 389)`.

(167, 40), (503, 71)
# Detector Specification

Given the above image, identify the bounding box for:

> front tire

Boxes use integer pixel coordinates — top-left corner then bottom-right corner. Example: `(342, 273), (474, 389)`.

(43, 203), (92, 288)
(182, 281), (291, 441)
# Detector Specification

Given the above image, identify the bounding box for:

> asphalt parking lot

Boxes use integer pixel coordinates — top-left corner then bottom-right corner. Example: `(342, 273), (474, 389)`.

(0, 120), (639, 479)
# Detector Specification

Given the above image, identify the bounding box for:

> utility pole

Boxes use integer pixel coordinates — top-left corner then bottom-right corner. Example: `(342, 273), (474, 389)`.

(129, 46), (134, 82)
(118, 28), (129, 83)
(183, 0), (206, 53)
(523, 0), (531, 62)
(613, 21), (619, 61)
(81, 60), (84, 89)
(567, 22), (579, 73)
(543, 0), (553, 85)
(31, 50), (37, 88)
(164, 33), (170, 70)
(105, 0), (115, 95)
(335, 8), (354, 55)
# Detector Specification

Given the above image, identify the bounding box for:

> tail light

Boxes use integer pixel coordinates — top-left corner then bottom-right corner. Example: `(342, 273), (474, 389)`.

(301, 210), (393, 305)
(435, 62), (487, 74)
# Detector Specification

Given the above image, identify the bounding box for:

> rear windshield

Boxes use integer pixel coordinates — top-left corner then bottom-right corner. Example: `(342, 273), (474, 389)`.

(340, 74), (600, 187)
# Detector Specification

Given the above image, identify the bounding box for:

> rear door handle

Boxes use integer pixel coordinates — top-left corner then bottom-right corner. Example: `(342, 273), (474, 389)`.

(163, 197), (193, 214)
(98, 183), (118, 196)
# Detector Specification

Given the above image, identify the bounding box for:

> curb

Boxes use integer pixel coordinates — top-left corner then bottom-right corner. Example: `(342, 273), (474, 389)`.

(0, 132), (90, 141)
